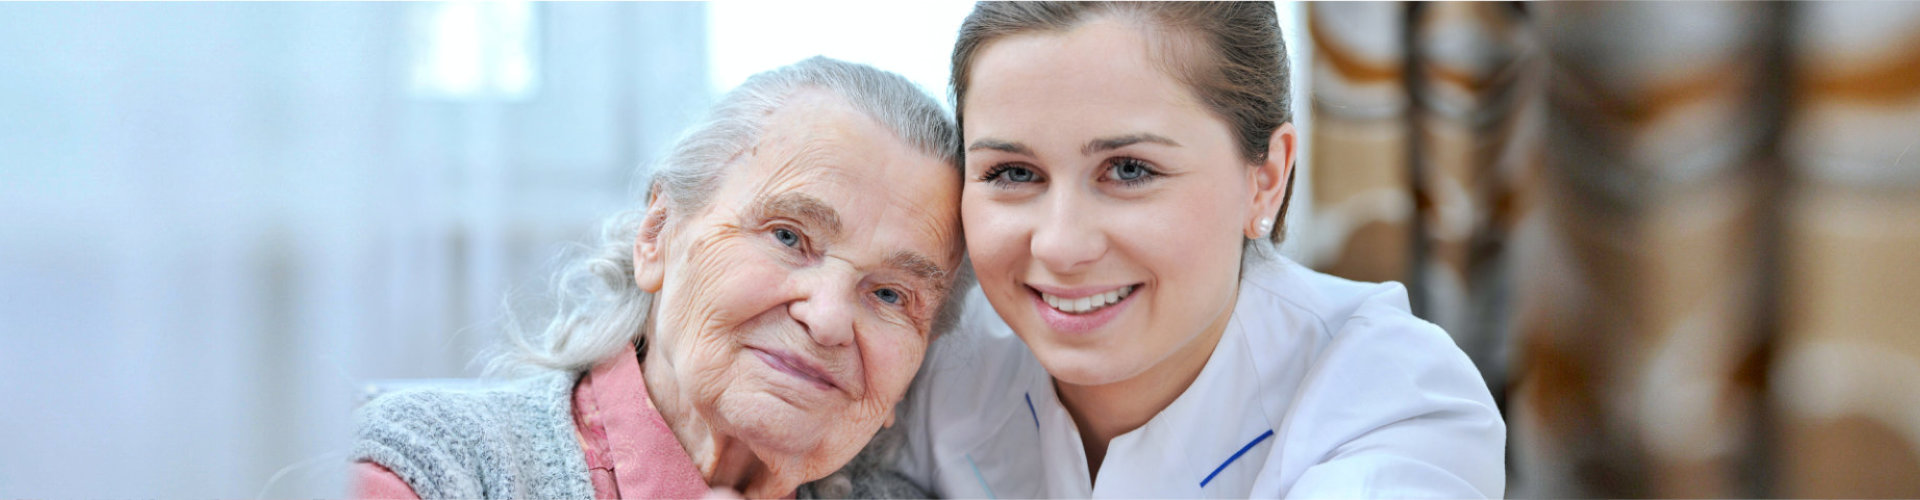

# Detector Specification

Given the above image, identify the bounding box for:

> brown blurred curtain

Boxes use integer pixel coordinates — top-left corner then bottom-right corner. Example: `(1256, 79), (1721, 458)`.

(1306, 0), (1540, 423)
(1305, 2), (1920, 498)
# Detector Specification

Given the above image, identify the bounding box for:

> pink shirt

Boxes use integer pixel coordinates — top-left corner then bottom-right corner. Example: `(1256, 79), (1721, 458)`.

(354, 344), (712, 499)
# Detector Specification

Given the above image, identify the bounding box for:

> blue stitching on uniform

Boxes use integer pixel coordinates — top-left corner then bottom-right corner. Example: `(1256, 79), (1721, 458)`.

(1024, 392), (1040, 430)
(966, 453), (997, 499)
(1200, 429), (1275, 488)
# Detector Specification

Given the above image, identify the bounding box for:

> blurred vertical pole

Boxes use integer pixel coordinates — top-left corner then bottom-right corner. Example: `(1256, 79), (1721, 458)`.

(1521, 3), (1774, 497)
(1772, 2), (1920, 497)
(1406, 1), (1542, 403)
(1401, 2), (1429, 323)
(1743, 2), (1795, 497)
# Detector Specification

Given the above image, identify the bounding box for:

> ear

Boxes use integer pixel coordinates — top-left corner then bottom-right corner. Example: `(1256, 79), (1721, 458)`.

(1245, 122), (1298, 239)
(633, 191), (672, 293)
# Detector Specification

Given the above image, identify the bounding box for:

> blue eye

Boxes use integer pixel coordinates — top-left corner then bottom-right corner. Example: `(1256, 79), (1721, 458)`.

(1121, 159), (1144, 180)
(773, 228), (801, 248)
(1107, 158), (1160, 185)
(980, 164), (1040, 186)
(874, 288), (902, 305)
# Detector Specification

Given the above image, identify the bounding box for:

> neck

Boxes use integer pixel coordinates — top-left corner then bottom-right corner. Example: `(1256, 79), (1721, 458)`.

(1053, 288), (1236, 480)
(641, 339), (796, 497)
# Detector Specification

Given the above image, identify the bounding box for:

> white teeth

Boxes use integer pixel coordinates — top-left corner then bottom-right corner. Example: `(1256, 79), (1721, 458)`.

(1039, 285), (1135, 314)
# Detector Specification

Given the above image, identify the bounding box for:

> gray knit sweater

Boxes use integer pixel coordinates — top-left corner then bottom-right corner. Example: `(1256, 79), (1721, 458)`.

(353, 371), (595, 499)
(352, 368), (927, 499)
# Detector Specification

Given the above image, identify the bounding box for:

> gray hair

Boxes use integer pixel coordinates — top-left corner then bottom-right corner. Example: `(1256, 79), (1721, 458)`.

(494, 56), (968, 374)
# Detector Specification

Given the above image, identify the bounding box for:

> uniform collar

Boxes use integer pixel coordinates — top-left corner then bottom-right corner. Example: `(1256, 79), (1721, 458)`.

(1023, 302), (1275, 496)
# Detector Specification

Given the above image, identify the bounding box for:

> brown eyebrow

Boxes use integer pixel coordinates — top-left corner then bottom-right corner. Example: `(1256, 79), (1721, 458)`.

(1083, 133), (1181, 155)
(965, 134), (1181, 158)
(749, 192), (843, 241)
(966, 138), (1034, 156)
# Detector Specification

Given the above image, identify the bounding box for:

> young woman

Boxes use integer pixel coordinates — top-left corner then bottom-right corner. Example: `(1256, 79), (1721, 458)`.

(887, 3), (1505, 497)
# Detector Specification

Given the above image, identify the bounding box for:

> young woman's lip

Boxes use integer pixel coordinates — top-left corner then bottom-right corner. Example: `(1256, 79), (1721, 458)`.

(749, 347), (840, 391)
(1027, 283), (1139, 334)
(1026, 282), (1138, 299)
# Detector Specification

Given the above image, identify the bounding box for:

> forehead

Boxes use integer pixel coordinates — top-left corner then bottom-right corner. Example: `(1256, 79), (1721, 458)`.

(743, 91), (905, 183)
(964, 19), (1213, 138)
(724, 89), (964, 262)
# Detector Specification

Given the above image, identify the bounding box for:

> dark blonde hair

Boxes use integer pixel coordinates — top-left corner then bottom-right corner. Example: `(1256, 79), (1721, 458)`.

(951, 1), (1296, 246)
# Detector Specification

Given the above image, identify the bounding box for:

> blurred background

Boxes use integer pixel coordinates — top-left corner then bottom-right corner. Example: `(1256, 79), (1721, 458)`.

(1304, 2), (1920, 498)
(0, 1), (1914, 498)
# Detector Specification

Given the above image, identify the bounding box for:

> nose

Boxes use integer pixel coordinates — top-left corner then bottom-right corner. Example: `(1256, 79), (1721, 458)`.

(1030, 189), (1107, 275)
(786, 268), (858, 348)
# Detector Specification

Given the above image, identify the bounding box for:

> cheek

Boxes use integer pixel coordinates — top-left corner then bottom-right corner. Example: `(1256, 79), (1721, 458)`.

(1112, 184), (1246, 309)
(675, 236), (790, 318)
(797, 329), (924, 467)
(961, 202), (1035, 316)
(658, 239), (792, 377)
(1138, 181), (1248, 260)
(861, 330), (926, 400)
(960, 191), (1025, 280)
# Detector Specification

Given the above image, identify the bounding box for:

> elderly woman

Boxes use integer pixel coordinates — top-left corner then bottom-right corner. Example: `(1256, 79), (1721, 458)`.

(351, 57), (968, 499)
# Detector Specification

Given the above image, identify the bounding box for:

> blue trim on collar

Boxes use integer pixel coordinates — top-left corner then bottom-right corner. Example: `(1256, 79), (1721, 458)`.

(1200, 429), (1275, 488)
(1024, 392), (1040, 430)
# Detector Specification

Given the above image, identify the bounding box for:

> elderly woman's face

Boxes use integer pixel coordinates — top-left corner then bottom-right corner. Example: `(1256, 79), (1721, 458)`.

(638, 89), (963, 481)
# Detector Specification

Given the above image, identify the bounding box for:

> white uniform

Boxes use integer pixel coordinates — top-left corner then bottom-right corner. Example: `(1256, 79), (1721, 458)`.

(894, 257), (1506, 498)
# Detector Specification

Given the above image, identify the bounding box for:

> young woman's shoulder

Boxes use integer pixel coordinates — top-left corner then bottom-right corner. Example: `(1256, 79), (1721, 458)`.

(1237, 257), (1506, 498)
(1237, 256), (1424, 337)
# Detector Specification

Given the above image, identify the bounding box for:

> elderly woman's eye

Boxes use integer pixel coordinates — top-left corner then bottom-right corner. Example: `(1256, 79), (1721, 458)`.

(773, 228), (801, 248)
(873, 288), (903, 305)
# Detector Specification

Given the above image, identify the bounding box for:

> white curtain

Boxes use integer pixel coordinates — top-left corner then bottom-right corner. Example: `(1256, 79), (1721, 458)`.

(0, 2), (709, 496)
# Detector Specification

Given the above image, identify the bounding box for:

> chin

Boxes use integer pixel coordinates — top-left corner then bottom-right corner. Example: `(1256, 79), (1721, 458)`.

(715, 396), (825, 454)
(732, 416), (864, 486)
(1029, 342), (1146, 388)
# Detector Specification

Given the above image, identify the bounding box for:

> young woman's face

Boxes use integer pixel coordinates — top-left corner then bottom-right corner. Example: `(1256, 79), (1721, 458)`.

(960, 18), (1261, 388)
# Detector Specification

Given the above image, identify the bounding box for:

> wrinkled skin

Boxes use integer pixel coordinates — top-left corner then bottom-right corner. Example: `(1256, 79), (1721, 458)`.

(632, 89), (964, 498)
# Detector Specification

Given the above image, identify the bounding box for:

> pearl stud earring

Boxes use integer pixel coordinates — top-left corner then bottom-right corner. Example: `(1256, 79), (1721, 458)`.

(1258, 217), (1274, 236)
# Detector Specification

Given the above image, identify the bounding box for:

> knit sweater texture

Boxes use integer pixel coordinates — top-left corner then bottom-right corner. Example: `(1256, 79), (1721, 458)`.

(353, 370), (594, 499)
(352, 367), (926, 499)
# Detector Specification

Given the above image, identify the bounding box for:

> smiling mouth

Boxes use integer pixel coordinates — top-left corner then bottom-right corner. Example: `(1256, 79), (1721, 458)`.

(750, 348), (839, 391)
(1036, 285), (1137, 314)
